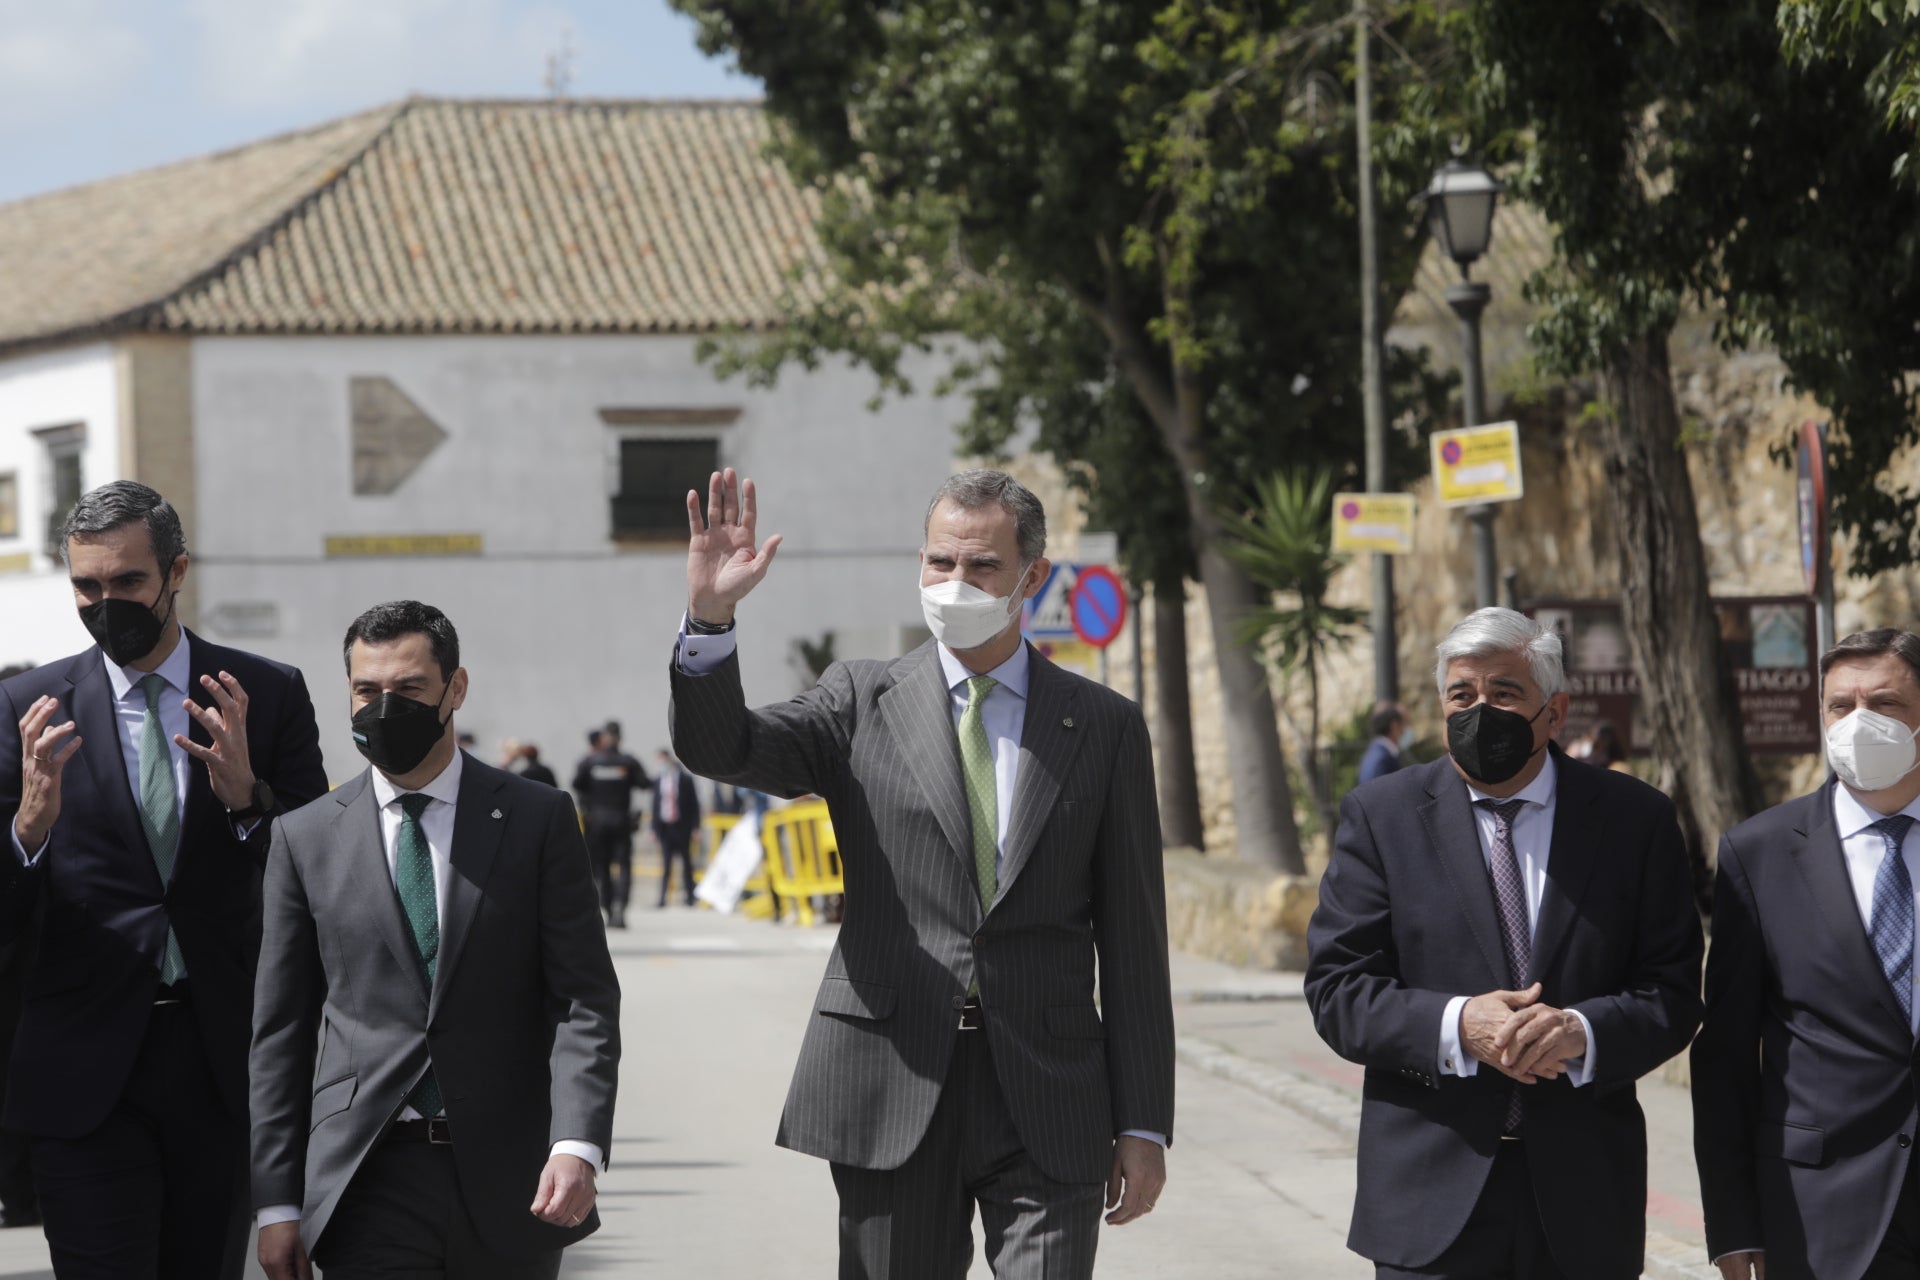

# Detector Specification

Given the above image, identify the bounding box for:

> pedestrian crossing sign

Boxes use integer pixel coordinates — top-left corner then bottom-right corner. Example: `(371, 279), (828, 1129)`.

(1024, 565), (1078, 638)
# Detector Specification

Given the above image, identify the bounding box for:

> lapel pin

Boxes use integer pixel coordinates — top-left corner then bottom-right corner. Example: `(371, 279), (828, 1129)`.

(491, 809), (503, 820)
(1062, 717), (1074, 729)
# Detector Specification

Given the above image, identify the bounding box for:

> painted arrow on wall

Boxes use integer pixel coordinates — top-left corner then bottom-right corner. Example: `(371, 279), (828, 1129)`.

(351, 375), (448, 495)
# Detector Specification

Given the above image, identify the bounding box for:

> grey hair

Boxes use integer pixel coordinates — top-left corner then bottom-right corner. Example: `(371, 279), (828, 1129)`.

(923, 469), (1047, 563)
(60, 480), (188, 568)
(1433, 607), (1567, 699)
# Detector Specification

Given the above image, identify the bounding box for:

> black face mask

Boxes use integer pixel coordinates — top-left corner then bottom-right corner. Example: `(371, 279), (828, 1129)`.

(1447, 701), (1548, 786)
(351, 683), (453, 776)
(80, 573), (175, 667)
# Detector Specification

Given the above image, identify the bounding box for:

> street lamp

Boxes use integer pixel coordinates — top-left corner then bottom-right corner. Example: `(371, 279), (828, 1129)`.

(1424, 158), (1504, 609)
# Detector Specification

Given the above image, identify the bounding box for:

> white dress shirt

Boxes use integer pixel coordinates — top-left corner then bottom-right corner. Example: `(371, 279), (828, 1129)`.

(257, 750), (602, 1229)
(1833, 784), (1920, 1035)
(11, 637), (195, 868)
(1437, 755), (1598, 1086)
(675, 618), (1166, 1146)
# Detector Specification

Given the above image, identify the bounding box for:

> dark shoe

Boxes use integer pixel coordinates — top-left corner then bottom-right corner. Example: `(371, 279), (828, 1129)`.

(0, 1203), (41, 1228)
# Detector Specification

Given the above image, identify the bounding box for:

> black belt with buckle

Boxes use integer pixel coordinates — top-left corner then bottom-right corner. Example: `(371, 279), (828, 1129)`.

(153, 981), (190, 1007)
(388, 1117), (453, 1145)
(957, 999), (983, 1031)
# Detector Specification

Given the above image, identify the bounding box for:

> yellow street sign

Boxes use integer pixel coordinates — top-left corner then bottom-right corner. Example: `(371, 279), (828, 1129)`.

(324, 533), (483, 558)
(1431, 421), (1524, 508)
(1331, 494), (1416, 555)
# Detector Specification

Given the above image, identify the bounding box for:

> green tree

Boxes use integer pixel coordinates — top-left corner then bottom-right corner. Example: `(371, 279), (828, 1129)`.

(1219, 469), (1367, 849)
(671, 0), (1450, 873)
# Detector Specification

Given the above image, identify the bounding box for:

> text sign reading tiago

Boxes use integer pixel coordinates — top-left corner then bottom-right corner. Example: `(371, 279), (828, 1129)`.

(1331, 494), (1416, 555)
(1431, 422), (1524, 508)
(1529, 597), (1820, 755)
(1069, 565), (1129, 648)
(324, 533), (484, 558)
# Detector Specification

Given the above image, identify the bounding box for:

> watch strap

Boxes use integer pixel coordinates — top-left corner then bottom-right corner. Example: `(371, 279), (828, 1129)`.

(686, 613), (736, 636)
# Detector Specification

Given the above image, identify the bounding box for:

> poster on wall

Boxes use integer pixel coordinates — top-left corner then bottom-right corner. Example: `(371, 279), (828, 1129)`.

(1528, 597), (1819, 756)
(0, 472), (15, 539)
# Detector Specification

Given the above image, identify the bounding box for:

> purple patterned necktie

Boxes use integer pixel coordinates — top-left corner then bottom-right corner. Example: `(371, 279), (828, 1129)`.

(1869, 814), (1917, 1032)
(1478, 797), (1530, 1132)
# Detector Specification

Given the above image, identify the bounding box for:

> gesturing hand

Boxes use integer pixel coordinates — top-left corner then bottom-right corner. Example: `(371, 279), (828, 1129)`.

(176, 672), (257, 812)
(14, 695), (81, 850)
(686, 468), (782, 625)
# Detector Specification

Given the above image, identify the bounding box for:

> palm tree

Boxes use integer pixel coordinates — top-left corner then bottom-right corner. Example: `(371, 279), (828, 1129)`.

(1219, 469), (1368, 853)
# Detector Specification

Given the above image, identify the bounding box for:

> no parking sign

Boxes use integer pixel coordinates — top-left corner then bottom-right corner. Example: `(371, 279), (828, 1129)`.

(1068, 566), (1128, 649)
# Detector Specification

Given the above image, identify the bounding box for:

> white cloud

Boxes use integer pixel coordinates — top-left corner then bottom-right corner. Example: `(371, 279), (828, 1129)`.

(0, 0), (147, 134)
(188, 0), (575, 110)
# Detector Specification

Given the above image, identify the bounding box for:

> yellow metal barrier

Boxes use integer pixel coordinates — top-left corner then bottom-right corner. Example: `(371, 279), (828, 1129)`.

(759, 800), (844, 926)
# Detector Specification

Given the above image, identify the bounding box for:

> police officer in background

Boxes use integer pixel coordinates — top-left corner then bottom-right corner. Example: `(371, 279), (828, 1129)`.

(572, 726), (649, 928)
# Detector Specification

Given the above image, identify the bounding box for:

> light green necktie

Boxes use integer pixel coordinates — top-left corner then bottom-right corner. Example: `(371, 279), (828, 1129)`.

(137, 674), (186, 985)
(959, 675), (1000, 913)
(395, 792), (444, 1117)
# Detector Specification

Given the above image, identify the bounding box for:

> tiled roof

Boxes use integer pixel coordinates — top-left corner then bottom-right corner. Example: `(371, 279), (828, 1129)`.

(0, 98), (826, 352)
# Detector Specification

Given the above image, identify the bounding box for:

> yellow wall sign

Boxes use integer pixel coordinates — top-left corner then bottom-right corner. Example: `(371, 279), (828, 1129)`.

(0, 552), (32, 575)
(1331, 494), (1416, 555)
(1431, 422), (1524, 508)
(324, 533), (483, 558)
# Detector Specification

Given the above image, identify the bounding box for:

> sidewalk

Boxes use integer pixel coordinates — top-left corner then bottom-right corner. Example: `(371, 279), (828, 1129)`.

(1166, 949), (1720, 1280)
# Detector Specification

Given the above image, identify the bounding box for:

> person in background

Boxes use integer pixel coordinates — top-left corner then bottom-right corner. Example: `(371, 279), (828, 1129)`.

(1584, 722), (1632, 773)
(0, 481), (328, 1279)
(651, 750), (702, 909)
(1357, 702), (1412, 784)
(572, 728), (649, 929)
(518, 743), (558, 788)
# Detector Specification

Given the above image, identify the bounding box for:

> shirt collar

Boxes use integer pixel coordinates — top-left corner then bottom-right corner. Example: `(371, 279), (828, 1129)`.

(936, 640), (1030, 701)
(104, 632), (192, 705)
(1832, 779), (1920, 841)
(1464, 751), (1558, 811)
(370, 746), (466, 813)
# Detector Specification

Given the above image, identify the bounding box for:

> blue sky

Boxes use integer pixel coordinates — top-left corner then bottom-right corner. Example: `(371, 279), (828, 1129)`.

(0, 0), (761, 205)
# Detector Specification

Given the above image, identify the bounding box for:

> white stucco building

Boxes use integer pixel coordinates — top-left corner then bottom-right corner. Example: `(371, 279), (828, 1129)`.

(0, 98), (965, 782)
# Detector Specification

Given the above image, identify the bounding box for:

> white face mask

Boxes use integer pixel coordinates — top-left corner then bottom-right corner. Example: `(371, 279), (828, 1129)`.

(1826, 707), (1920, 793)
(920, 561), (1030, 652)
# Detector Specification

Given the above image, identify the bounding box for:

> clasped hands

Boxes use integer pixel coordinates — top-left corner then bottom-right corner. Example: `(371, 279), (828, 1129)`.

(1459, 982), (1587, 1083)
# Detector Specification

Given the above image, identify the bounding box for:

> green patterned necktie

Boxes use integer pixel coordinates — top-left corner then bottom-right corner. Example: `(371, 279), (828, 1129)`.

(137, 675), (186, 985)
(395, 792), (443, 1117)
(959, 675), (1000, 913)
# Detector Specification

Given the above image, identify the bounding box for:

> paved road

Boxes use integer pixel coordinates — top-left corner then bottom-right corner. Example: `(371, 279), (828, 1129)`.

(0, 906), (1370, 1279)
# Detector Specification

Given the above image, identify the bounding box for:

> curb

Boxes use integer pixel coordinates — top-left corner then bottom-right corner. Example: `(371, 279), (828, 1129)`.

(1173, 1034), (1720, 1280)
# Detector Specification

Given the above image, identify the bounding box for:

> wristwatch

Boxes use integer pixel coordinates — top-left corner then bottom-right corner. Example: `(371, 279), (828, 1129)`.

(686, 612), (736, 636)
(228, 778), (277, 820)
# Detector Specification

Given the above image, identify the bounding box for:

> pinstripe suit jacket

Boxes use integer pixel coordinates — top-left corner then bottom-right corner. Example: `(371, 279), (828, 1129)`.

(670, 639), (1174, 1183)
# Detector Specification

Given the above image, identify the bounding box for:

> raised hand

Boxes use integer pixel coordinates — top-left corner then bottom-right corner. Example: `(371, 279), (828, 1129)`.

(14, 695), (81, 850)
(177, 672), (257, 812)
(686, 468), (782, 624)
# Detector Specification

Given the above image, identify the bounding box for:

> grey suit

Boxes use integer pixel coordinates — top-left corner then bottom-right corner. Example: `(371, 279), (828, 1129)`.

(250, 754), (621, 1266)
(671, 639), (1174, 1275)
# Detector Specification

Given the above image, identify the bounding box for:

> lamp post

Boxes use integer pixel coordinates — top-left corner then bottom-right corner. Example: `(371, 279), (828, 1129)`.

(1424, 158), (1504, 609)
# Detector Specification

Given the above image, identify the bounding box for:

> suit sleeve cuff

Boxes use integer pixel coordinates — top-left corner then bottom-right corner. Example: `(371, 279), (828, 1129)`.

(1118, 1129), (1167, 1147)
(9, 826), (47, 866)
(1712, 1250), (1763, 1264)
(256, 1204), (302, 1228)
(1565, 1009), (1597, 1087)
(676, 615), (738, 675)
(1440, 995), (1477, 1077)
(552, 1139), (606, 1170)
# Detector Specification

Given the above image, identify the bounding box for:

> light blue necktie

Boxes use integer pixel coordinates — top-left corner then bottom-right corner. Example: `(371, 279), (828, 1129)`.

(137, 674), (186, 984)
(1869, 814), (1917, 1031)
